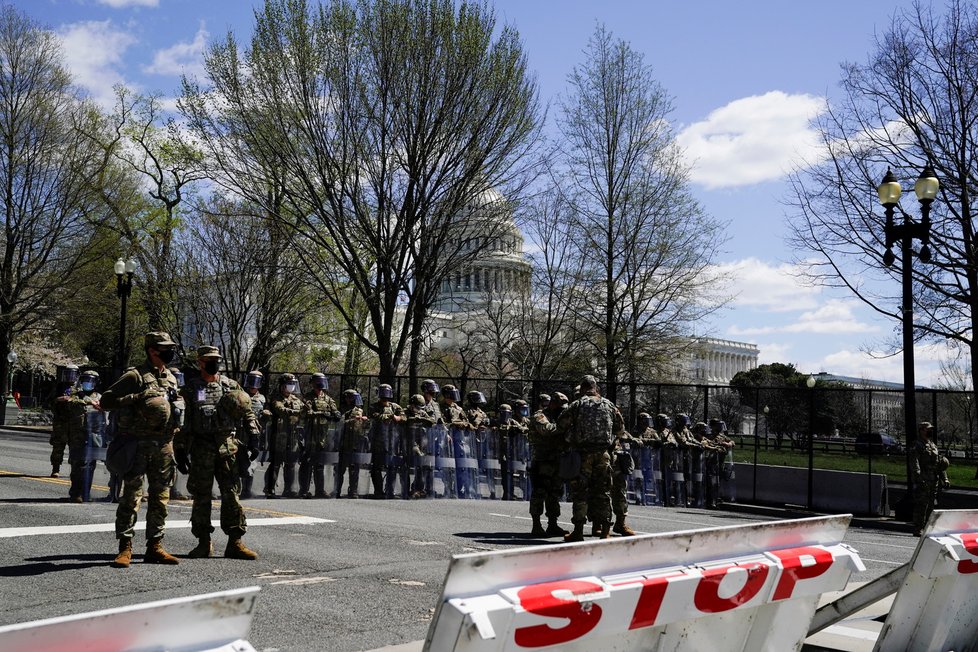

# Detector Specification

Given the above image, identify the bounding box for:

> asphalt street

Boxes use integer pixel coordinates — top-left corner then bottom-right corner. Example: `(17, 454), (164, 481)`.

(0, 428), (920, 651)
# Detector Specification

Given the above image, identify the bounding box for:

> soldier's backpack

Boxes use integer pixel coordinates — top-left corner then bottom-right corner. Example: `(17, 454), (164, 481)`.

(574, 396), (615, 448)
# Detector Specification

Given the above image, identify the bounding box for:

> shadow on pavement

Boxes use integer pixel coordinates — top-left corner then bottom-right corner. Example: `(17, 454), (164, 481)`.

(454, 531), (561, 546)
(0, 554), (111, 576)
(0, 497), (76, 504)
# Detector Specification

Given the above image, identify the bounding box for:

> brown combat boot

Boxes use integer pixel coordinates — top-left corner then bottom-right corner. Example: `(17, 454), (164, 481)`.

(530, 516), (547, 537)
(112, 539), (132, 568)
(545, 519), (568, 537)
(563, 522), (585, 543)
(144, 538), (179, 565)
(188, 538), (213, 559)
(613, 516), (636, 536)
(225, 537), (258, 560)
(598, 522), (612, 539)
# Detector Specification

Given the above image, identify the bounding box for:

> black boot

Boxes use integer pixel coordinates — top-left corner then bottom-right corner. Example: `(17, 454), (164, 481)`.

(530, 515), (547, 537)
(545, 519), (568, 537)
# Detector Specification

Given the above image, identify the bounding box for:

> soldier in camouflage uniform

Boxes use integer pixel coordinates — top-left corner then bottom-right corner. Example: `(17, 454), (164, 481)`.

(299, 373), (341, 499)
(238, 371), (267, 499)
(407, 393), (437, 498)
(263, 373), (304, 498)
(175, 346), (260, 560)
(558, 377), (624, 542)
(48, 364), (79, 478)
(439, 384), (468, 498)
(60, 370), (104, 502)
(632, 413), (661, 506)
(706, 418), (736, 508)
(495, 403), (527, 500)
(911, 422), (950, 536)
(100, 332), (182, 568)
(672, 413), (702, 506)
(368, 384), (405, 499)
(336, 389), (369, 498)
(528, 393), (568, 538)
(610, 421), (644, 536)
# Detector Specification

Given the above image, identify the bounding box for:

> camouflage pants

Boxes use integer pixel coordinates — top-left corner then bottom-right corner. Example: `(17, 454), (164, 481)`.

(115, 440), (174, 541)
(68, 444), (96, 501)
(912, 476), (939, 532)
(569, 450), (612, 526)
(612, 468), (628, 518)
(188, 442), (246, 539)
(529, 458), (563, 519)
(50, 429), (68, 468)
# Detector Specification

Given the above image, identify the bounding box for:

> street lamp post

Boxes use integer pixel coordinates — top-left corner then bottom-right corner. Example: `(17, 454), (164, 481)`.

(807, 374), (816, 510)
(878, 165), (938, 512)
(4, 350), (17, 425)
(114, 257), (137, 380)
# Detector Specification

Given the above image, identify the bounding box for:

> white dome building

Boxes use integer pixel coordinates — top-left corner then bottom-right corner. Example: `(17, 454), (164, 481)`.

(431, 187), (532, 313)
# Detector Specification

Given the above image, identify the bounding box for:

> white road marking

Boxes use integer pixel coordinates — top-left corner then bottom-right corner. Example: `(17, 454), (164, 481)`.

(858, 557), (904, 566)
(0, 516), (333, 538)
(271, 576), (337, 586)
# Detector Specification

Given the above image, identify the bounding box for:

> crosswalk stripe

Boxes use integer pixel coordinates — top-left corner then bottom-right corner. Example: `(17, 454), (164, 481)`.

(0, 516), (333, 538)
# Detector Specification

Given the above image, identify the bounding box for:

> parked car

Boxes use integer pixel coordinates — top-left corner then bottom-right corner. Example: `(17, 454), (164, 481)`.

(855, 432), (904, 455)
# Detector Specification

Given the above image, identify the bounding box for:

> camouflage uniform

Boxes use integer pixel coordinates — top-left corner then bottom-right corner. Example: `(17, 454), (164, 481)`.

(557, 379), (625, 541)
(176, 365), (259, 544)
(611, 430), (642, 533)
(495, 407), (527, 501)
(528, 404), (566, 536)
(407, 397), (437, 498)
(911, 423), (949, 534)
(337, 399), (369, 497)
(62, 386), (104, 502)
(634, 423), (662, 506)
(264, 383), (304, 497)
(368, 397), (405, 498)
(48, 371), (77, 476)
(705, 419), (736, 508)
(237, 388), (266, 499)
(99, 333), (181, 564)
(440, 394), (468, 498)
(299, 388), (341, 498)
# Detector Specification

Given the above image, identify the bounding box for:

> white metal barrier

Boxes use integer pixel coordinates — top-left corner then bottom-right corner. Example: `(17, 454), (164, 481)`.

(874, 509), (978, 652)
(424, 515), (864, 651)
(0, 586), (259, 652)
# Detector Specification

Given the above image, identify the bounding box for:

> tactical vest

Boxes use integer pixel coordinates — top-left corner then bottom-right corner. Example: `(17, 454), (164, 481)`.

(114, 366), (178, 439)
(339, 407), (367, 452)
(304, 391), (338, 449)
(186, 376), (236, 440)
(573, 396), (615, 448)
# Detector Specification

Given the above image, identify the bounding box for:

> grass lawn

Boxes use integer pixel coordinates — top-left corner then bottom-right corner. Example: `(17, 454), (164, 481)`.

(734, 447), (978, 489)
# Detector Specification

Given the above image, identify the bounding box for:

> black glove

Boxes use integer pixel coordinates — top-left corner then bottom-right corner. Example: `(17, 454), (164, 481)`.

(249, 447), (260, 461)
(174, 449), (191, 475)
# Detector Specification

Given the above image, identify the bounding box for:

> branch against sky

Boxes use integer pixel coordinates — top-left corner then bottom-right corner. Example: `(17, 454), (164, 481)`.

(180, 0), (542, 384)
(786, 0), (978, 413)
(558, 24), (728, 401)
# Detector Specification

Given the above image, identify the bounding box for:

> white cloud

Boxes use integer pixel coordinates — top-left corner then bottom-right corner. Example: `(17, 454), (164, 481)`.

(676, 91), (828, 189)
(714, 257), (821, 313)
(729, 299), (880, 337)
(57, 20), (137, 108)
(816, 343), (947, 385)
(143, 24), (208, 79)
(756, 342), (792, 365)
(97, 0), (159, 7)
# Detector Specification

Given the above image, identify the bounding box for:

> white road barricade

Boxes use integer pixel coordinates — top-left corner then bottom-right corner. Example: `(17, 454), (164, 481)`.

(425, 515), (864, 651)
(874, 509), (978, 652)
(0, 586), (260, 652)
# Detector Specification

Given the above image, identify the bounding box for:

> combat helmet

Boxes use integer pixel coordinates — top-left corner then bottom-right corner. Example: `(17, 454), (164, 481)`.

(342, 388), (363, 407)
(219, 389), (253, 420)
(377, 383), (394, 400)
(466, 390), (487, 406)
(441, 384), (461, 402)
(311, 372), (328, 390)
(420, 379), (440, 395)
(409, 393), (426, 407)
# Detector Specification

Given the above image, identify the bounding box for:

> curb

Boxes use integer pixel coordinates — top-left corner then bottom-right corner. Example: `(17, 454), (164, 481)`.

(719, 501), (913, 533)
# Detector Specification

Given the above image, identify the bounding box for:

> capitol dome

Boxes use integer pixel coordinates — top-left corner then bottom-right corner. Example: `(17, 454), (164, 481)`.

(432, 187), (532, 313)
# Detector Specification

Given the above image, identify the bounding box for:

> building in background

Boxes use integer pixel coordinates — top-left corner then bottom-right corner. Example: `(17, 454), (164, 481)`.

(685, 337), (760, 384)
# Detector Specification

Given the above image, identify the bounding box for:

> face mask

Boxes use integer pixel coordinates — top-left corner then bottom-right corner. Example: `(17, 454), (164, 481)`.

(314, 381), (327, 390)
(80, 380), (96, 392)
(285, 382), (298, 394)
(157, 349), (176, 364)
(203, 360), (220, 375)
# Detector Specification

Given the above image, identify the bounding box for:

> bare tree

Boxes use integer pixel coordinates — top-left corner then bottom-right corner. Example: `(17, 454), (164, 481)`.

(0, 6), (105, 395)
(181, 0), (541, 386)
(787, 0), (978, 432)
(558, 25), (727, 402)
(179, 196), (321, 372)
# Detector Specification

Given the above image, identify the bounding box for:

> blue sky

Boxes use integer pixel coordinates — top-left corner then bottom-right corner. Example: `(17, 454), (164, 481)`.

(19, 0), (960, 385)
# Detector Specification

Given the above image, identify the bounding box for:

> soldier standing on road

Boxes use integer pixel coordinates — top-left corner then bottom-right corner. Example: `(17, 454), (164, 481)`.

(528, 393), (569, 538)
(100, 332), (181, 568)
(336, 389), (369, 498)
(264, 373), (304, 498)
(706, 418), (736, 509)
(238, 371), (267, 499)
(557, 377), (624, 542)
(495, 403), (527, 500)
(175, 346), (260, 560)
(911, 421), (950, 536)
(48, 364), (79, 478)
(633, 413), (661, 506)
(439, 384), (468, 498)
(368, 384), (404, 499)
(62, 370), (105, 503)
(610, 424), (641, 536)
(407, 393), (437, 498)
(299, 373), (341, 499)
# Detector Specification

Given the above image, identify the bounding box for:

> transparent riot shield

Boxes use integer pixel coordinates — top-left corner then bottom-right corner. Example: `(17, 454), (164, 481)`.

(407, 422), (431, 499)
(452, 426), (480, 499)
(664, 445), (687, 507)
(720, 449), (737, 503)
(646, 445), (663, 506)
(627, 446), (644, 505)
(314, 420), (338, 498)
(688, 447), (705, 508)
(480, 427), (502, 500)
(432, 425), (456, 499)
(509, 431), (529, 501)
(334, 419), (369, 498)
(383, 422), (409, 499)
(78, 409), (106, 501)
